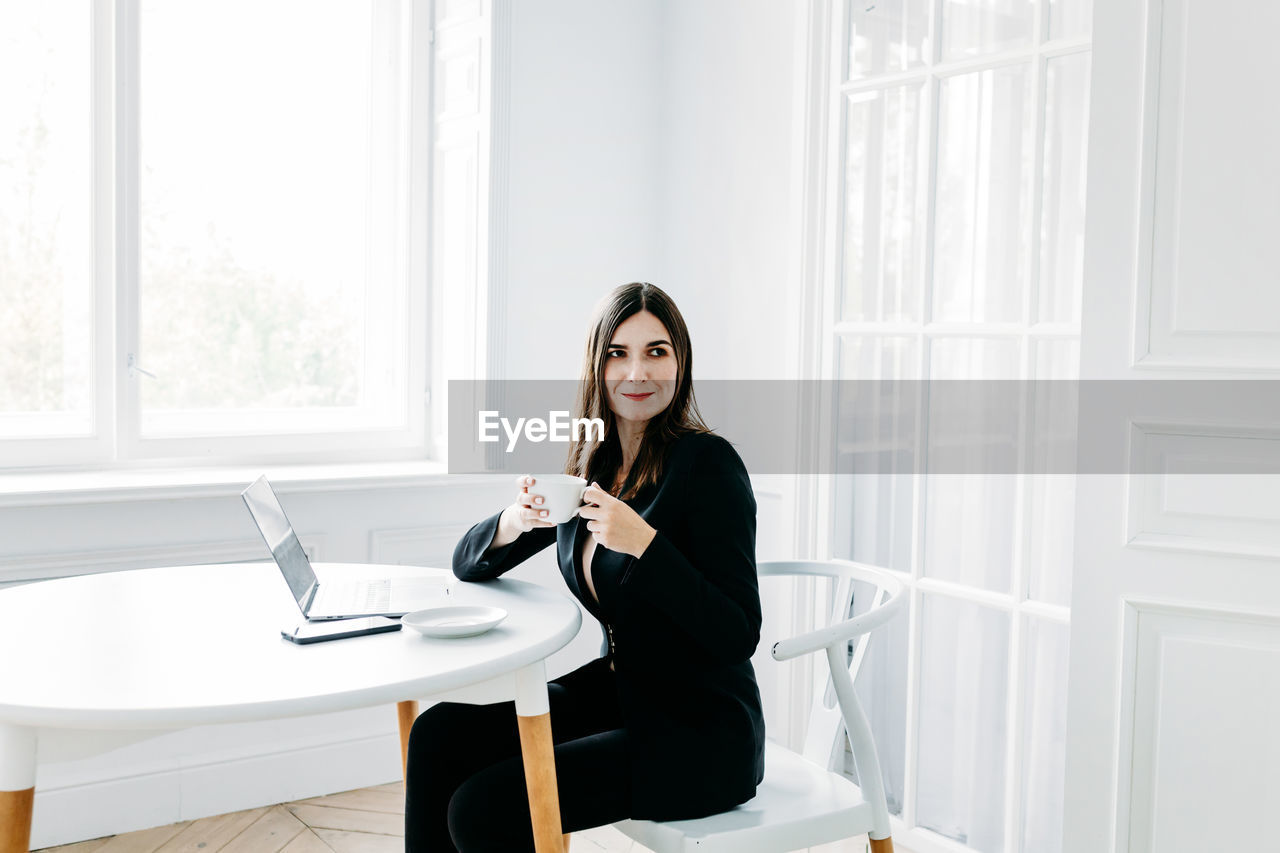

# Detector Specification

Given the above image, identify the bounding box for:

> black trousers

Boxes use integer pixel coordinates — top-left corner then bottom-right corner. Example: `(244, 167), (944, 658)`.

(404, 656), (631, 852)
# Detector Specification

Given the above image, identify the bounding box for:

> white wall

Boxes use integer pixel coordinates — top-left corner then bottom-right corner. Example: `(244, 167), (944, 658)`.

(4, 2), (809, 846)
(656, 0), (803, 381)
(500, 0), (803, 382)
(502, 0), (665, 379)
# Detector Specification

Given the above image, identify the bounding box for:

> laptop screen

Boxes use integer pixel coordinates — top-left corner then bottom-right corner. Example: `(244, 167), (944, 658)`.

(241, 475), (317, 609)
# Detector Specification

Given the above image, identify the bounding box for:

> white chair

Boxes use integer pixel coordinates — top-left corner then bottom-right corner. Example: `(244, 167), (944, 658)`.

(610, 559), (907, 853)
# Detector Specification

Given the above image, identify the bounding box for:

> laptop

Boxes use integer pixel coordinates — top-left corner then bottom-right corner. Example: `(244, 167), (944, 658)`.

(241, 475), (449, 620)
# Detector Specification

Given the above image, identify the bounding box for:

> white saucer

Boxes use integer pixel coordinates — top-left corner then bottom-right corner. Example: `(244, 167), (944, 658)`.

(402, 605), (508, 638)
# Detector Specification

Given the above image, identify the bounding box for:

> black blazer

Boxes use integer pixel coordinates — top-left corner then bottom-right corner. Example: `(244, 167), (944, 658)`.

(451, 431), (766, 820)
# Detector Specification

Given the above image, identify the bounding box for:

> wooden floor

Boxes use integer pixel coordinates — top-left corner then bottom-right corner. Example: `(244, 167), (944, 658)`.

(34, 783), (879, 852)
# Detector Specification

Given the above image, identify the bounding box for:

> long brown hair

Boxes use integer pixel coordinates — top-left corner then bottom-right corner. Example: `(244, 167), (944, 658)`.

(564, 282), (713, 500)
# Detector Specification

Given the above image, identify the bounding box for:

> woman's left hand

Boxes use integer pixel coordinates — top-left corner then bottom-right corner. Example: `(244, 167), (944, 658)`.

(577, 482), (658, 558)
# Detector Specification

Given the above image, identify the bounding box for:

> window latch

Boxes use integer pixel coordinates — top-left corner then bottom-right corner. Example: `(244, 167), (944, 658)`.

(127, 353), (157, 380)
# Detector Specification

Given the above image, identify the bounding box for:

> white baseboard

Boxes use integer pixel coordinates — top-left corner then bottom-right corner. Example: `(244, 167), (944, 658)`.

(30, 717), (403, 849)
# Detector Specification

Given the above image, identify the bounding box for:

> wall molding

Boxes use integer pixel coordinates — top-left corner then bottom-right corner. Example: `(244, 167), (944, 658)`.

(1131, 0), (1280, 372)
(0, 539), (263, 584)
(1124, 420), (1280, 559)
(480, 0), (512, 473)
(369, 523), (470, 566)
(1116, 598), (1280, 853)
(779, 0), (836, 754)
(486, 0), (511, 385)
(31, 727), (401, 849)
(0, 464), (499, 509)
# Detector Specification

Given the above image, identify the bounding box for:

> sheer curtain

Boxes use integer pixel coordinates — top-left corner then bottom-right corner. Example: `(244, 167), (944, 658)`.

(823, 1), (1091, 851)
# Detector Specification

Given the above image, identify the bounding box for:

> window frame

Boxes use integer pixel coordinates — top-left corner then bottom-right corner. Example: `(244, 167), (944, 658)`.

(1, 0), (434, 471)
(806, 2), (1089, 852)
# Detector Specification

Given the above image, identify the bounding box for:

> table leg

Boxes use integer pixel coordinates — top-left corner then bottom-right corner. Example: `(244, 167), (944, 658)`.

(396, 700), (419, 783)
(514, 662), (564, 853)
(0, 725), (37, 853)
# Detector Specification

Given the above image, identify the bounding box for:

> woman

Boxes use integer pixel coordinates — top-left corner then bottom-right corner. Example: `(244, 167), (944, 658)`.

(404, 282), (765, 852)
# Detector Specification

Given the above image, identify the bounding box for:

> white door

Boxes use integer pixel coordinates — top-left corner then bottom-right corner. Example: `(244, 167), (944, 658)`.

(1063, 1), (1280, 852)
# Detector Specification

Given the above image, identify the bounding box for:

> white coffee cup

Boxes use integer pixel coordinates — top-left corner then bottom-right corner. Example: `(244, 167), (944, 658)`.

(531, 474), (588, 524)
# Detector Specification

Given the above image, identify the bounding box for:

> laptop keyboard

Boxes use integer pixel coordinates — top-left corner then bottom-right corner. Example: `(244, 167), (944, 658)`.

(314, 579), (392, 615)
(312, 577), (448, 615)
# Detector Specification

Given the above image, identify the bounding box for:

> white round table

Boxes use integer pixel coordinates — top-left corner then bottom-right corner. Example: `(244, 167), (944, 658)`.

(0, 562), (582, 853)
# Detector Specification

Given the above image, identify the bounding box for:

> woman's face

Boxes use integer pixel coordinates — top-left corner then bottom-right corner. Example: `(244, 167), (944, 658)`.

(603, 310), (678, 427)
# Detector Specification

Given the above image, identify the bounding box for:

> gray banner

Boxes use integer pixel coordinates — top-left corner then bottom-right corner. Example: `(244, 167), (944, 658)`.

(446, 380), (1280, 475)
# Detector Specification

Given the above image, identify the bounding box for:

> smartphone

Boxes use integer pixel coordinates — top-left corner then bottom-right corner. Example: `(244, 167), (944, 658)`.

(282, 616), (402, 644)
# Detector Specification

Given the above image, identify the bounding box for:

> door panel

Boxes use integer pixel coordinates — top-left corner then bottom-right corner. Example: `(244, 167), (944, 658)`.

(1064, 0), (1280, 851)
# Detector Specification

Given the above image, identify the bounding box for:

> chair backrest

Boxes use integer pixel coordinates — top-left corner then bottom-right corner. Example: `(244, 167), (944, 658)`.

(758, 559), (906, 839)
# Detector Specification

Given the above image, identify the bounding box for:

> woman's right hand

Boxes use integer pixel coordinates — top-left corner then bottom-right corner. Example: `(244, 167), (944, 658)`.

(501, 475), (557, 533)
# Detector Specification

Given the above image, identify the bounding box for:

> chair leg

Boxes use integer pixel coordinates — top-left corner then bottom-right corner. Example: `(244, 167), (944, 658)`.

(868, 836), (894, 853)
(563, 832), (571, 851)
(396, 700), (419, 783)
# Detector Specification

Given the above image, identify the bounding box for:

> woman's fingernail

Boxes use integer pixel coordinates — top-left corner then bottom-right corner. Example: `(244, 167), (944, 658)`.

(535, 496), (543, 504)
(540, 510), (548, 517)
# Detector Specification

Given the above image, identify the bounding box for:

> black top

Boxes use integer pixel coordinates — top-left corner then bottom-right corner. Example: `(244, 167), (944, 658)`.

(451, 431), (767, 819)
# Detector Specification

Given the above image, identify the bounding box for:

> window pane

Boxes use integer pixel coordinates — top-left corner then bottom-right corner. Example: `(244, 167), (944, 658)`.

(1020, 617), (1069, 853)
(924, 338), (1019, 591)
(929, 335), (1020, 379)
(923, 474), (1016, 590)
(834, 472), (917, 572)
(1026, 477), (1075, 604)
(847, 0), (929, 80)
(1038, 52), (1091, 325)
(1047, 0), (1093, 41)
(841, 334), (921, 380)
(1026, 339), (1077, 605)
(942, 0), (1035, 59)
(933, 65), (1035, 324)
(138, 0), (405, 434)
(916, 594), (1010, 851)
(1031, 337), (1078, 379)
(842, 86), (927, 324)
(0, 4), (92, 437)
(835, 336), (919, 570)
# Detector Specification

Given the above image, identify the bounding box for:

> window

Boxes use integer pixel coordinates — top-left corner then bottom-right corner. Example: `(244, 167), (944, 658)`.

(0, 0), (431, 469)
(815, 2), (1091, 852)
(0, 3), (94, 445)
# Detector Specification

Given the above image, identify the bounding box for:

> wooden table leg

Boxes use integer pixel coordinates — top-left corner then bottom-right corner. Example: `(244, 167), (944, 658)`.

(396, 700), (419, 783)
(517, 712), (563, 853)
(514, 662), (564, 853)
(0, 725), (37, 853)
(0, 788), (34, 853)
